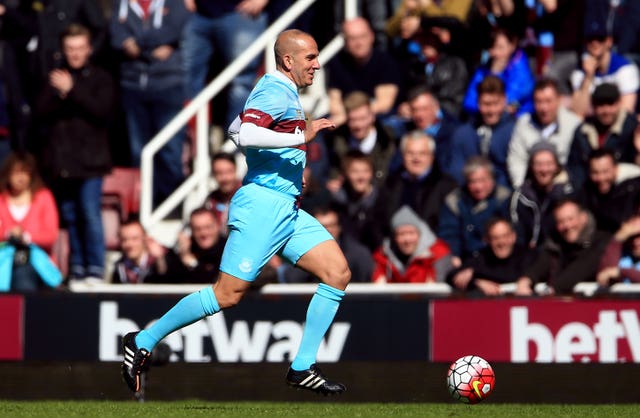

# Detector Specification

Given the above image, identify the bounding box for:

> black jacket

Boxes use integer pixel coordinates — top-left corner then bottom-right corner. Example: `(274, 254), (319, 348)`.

(374, 164), (458, 248)
(35, 64), (114, 180)
(447, 244), (537, 289)
(525, 214), (611, 294)
(577, 165), (640, 233)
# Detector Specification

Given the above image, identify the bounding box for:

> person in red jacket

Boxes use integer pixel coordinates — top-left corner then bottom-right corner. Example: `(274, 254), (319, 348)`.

(372, 205), (453, 283)
(0, 151), (60, 291)
(0, 152), (59, 256)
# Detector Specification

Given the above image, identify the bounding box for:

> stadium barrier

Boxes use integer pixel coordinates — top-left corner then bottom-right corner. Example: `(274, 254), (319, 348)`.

(3, 290), (640, 402)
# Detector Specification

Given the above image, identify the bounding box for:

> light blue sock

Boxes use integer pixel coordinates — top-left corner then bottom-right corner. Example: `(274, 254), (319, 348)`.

(135, 286), (220, 351)
(291, 283), (345, 371)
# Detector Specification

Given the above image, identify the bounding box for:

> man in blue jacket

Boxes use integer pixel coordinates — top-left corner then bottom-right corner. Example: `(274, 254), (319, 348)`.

(447, 76), (515, 188)
(110, 0), (190, 208)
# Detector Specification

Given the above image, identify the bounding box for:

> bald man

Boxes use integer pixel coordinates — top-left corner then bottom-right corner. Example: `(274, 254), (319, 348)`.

(122, 30), (349, 396)
(328, 17), (401, 126)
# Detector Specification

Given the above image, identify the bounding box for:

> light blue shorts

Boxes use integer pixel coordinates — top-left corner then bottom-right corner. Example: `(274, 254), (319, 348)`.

(219, 183), (333, 281)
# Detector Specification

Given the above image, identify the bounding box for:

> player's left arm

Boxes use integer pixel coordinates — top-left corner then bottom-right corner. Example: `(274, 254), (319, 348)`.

(230, 115), (334, 148)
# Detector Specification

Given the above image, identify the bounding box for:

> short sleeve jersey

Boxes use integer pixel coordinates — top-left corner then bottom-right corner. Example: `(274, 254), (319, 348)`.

(240, 71), (307, 196)
(570, 52), (640, 95)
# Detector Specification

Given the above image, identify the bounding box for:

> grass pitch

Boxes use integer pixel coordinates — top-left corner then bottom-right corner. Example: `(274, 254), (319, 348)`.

(0, 401), (639, 417)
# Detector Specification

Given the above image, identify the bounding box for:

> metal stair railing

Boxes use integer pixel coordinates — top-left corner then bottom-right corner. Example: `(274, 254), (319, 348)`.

(139, 0), (356, 235)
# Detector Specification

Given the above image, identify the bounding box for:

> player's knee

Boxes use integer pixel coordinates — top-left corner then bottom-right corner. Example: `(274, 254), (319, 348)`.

(214, 287), (245, 309)
(325, 263), (350, 290)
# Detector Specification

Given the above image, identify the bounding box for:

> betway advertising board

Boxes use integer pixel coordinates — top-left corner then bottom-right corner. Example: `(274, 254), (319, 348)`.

(431, 299), (640, 363)
(22, 293), (430, 362)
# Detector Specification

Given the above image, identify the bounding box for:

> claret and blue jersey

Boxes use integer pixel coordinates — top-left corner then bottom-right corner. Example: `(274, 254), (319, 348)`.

(239, 72), (307, 197)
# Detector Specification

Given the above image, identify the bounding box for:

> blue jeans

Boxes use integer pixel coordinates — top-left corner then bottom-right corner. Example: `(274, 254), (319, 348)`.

(182, 11), (267, 128)
(122, 85), (185, 207)
(57, 177), (105, 278)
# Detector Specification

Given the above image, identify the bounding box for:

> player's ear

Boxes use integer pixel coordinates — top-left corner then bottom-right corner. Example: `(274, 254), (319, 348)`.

(283, 54), (293, 71)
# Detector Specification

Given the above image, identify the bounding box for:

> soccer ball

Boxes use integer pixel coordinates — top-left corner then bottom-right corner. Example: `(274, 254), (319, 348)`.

(446, 355), (495, 404)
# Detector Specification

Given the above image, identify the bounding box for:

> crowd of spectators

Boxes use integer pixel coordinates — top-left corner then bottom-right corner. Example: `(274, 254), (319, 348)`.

(2, 1), (640, 297)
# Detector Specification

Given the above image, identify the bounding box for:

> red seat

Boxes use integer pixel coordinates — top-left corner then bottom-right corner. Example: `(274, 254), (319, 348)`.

(101, 167), (141, 221)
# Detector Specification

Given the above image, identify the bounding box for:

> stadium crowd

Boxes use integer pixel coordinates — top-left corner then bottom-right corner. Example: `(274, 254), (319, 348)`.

(2, 0), (640, 296)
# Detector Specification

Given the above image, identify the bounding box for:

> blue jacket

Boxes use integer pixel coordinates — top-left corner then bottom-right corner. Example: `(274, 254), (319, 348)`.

(438, 185), (511, 260)
(463, 49), (535, 117)
(110, 0), (190, 92)
(446, 113), (516, 188)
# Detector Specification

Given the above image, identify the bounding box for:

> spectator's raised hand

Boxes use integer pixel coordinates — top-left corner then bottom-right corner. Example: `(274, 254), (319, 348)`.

(615, 216), (640, 242)
(49, 69), (73, 97)
(146, 237), (166, 259)
(581, 53), (598, 78)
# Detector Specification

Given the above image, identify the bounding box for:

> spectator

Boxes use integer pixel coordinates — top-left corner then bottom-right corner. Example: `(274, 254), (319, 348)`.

(509, 141), (574, 248)
(112, 219), (166, 284)
(567, 83), (639, 189)
(397, 86), (459, 172)
(327, 17), (402, 127)
(404, 29), (468, 118)
(163, 207), (226, 283)
(1, 0), (107, 102)
(204, 152), (242, 236)
(325, 91), (396, 187)
(0, 151), (61, 292)
(110, 0), (190, 208)
(448, 75), (515, 188)
(609, 0), (640, 75)
(385, 0), (430, 44)
(463, 27), (535, 117)
(372, 205), (452, 283)
(515, 198), (611, 295)
(597, 216), (640, 287)
(507, 77), (582, 188)
(374, 130), (457, 247)
(280, 204), (373, 283)
(536, 0), (585, 97)
(330, 150), (380, 253)
(577, 149), (640, 234)
(182, 0), (268, 129)
(447, 217), (536, 296)
(334, 0), (390, 50)
(35, 24), (115, 281)
(439, 156), (511, 266)
(466, 0), (521, 67)
(570, 17), (640, 117)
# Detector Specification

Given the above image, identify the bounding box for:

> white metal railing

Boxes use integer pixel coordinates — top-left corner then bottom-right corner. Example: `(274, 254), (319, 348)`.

(68, 282), (453, 295)
(140, 0), (357, 234)
(67, 281), (640, 296)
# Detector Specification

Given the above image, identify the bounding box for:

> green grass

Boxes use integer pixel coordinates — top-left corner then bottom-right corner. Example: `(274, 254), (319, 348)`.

(0, 402), (639, 417)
